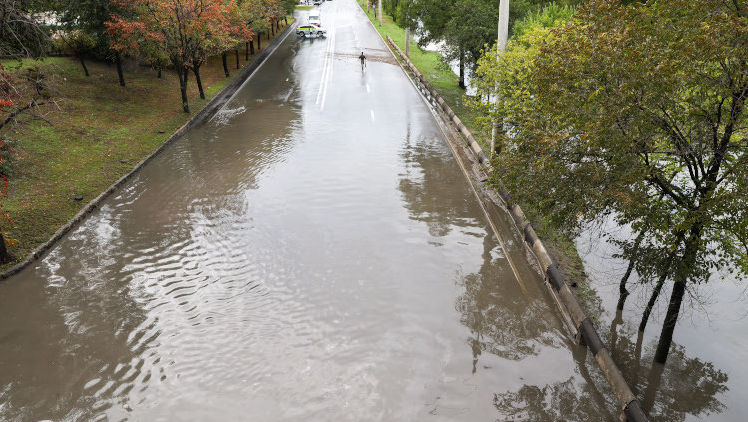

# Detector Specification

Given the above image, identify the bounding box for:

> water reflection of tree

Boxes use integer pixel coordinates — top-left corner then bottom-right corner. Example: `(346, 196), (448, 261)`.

(398, 139), (475, 237)
(455, 234), (560, 366)
(461, 235), (615, 420)
(493, 375), (613, 421)
(397, 131), (612, 419)
(606, 325), (728, 421)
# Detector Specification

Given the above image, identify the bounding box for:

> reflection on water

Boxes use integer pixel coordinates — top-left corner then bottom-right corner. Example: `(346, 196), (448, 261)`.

(2, 2), (617, 420)
(578, 221), (738, 421)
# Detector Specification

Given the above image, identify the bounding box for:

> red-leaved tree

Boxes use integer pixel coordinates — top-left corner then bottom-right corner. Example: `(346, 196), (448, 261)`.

(107, 0), (250, 112)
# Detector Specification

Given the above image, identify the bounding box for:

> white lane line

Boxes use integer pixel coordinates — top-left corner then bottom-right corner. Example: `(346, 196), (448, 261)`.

(370, 110), (375, 122)
(315, 27), (335, 105)
(319, 26), (336, 111)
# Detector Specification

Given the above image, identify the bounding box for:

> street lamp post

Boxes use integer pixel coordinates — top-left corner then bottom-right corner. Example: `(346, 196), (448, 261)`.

(378, 0), (382, 26)
(490, 0), (509, 158)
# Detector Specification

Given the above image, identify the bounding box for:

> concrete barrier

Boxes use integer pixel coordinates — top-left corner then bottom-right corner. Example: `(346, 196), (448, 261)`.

(385, 34), (648, 422)
(0, 20), (297, 281)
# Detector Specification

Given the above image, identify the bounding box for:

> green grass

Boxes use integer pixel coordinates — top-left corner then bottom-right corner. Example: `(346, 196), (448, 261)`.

(0, 18), (294, 269)
(296, 5), (314, 10)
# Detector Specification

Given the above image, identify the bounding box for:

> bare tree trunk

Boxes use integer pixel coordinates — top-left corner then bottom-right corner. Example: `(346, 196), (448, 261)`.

(192, 64), (205, 99)
(245, 42), (249, 60)
(235, 49), (240, 69)
(257, 34), (262, 50)
(78, 54), (89, 76)
(249, 40), (255, 55)
(222, 52), (229, 77)
(157, 67), (162, 78)
(177, 65), (190, 113)
(115, 51), (125, 87)
(0, 233), (14, 264)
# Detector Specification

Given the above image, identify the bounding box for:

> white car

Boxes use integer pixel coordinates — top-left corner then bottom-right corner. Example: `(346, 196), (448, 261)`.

(308, 12), (321, 26)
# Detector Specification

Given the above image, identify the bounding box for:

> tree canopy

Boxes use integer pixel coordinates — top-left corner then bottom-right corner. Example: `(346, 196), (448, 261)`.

(471, 0), (748, 363)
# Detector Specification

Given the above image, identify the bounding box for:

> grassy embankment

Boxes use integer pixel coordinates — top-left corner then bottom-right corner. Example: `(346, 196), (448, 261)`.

(0, 18), (294, 270)
(356, 2), (598, 314)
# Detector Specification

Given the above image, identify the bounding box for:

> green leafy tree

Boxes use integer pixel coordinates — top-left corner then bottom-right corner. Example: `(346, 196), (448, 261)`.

(473, 0), (748, 364)
(55, 0), (128, 85)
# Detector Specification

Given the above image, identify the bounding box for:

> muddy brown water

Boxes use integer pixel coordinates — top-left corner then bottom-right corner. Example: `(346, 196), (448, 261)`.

(0, 1), (615, 420)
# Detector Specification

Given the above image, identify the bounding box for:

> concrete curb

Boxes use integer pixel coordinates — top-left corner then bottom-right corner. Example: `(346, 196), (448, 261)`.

(0, 21), (297, 282)
(385, 34), (648, 422)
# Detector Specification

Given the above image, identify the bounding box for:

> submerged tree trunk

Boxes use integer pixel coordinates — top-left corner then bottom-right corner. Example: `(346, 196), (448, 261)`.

(115, 52), (125, 87)
(616, 233), (645, 311)
(653, 278), (687, 363)
(78, 55), (90, 76)
(249, 40), (255, 55)
(222, 52), (229, 77)
(642, 361), (665, 414)
(193, 64), (205, 99)
(458, 50), (465, 89)
(235, 49), (240, 69)
(639, 261), (672, 333)
(653, 229), (700, 364)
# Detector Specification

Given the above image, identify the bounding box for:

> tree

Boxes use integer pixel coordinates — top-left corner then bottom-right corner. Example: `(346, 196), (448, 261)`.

(473, 0), (748, 363)
(443, 0), (496, 88)
(0, 0), (51, 58)
(108, 0), (240, 112)
(240, 0), (270, 54)
(55, 0), (128, 85)
(188, 0), (251, 99)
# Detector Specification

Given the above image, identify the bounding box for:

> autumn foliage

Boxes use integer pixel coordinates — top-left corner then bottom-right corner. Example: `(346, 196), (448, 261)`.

(105, 0), (285, 113)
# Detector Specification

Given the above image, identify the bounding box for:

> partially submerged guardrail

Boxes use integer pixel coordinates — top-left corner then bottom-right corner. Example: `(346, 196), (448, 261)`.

(385, 34), (648, 422)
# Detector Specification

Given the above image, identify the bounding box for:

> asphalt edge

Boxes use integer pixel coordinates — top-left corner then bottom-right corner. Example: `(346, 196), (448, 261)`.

(0, 20), (297, 282)
(380, 30), (648, 422)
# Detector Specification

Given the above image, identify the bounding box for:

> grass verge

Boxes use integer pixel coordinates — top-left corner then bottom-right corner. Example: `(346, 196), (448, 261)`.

(0, 18), (294, 270)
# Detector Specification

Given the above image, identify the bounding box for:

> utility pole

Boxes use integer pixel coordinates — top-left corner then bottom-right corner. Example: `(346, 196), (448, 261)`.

(405, 28), (410, 56)
(378, 0), (382, 26)
(490, 0), (509, 158)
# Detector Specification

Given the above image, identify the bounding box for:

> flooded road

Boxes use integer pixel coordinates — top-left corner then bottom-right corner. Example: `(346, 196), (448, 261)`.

(1, 1), (613, 420)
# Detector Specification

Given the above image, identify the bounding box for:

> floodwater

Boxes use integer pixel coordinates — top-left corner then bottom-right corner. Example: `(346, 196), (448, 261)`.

(1, 1), (615, 420)
(578, 222), (748, 422)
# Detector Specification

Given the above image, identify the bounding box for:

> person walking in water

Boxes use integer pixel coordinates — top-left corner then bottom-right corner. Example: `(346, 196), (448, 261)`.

(359, 51), (366, 71)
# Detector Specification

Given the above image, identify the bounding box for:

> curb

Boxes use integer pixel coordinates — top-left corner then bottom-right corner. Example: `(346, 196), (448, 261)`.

(384, 34), (648, 422)
(0, 20), (297, 282)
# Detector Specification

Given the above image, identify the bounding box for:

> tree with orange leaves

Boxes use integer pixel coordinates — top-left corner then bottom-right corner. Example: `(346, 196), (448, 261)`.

(107, 0), (251, 112)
